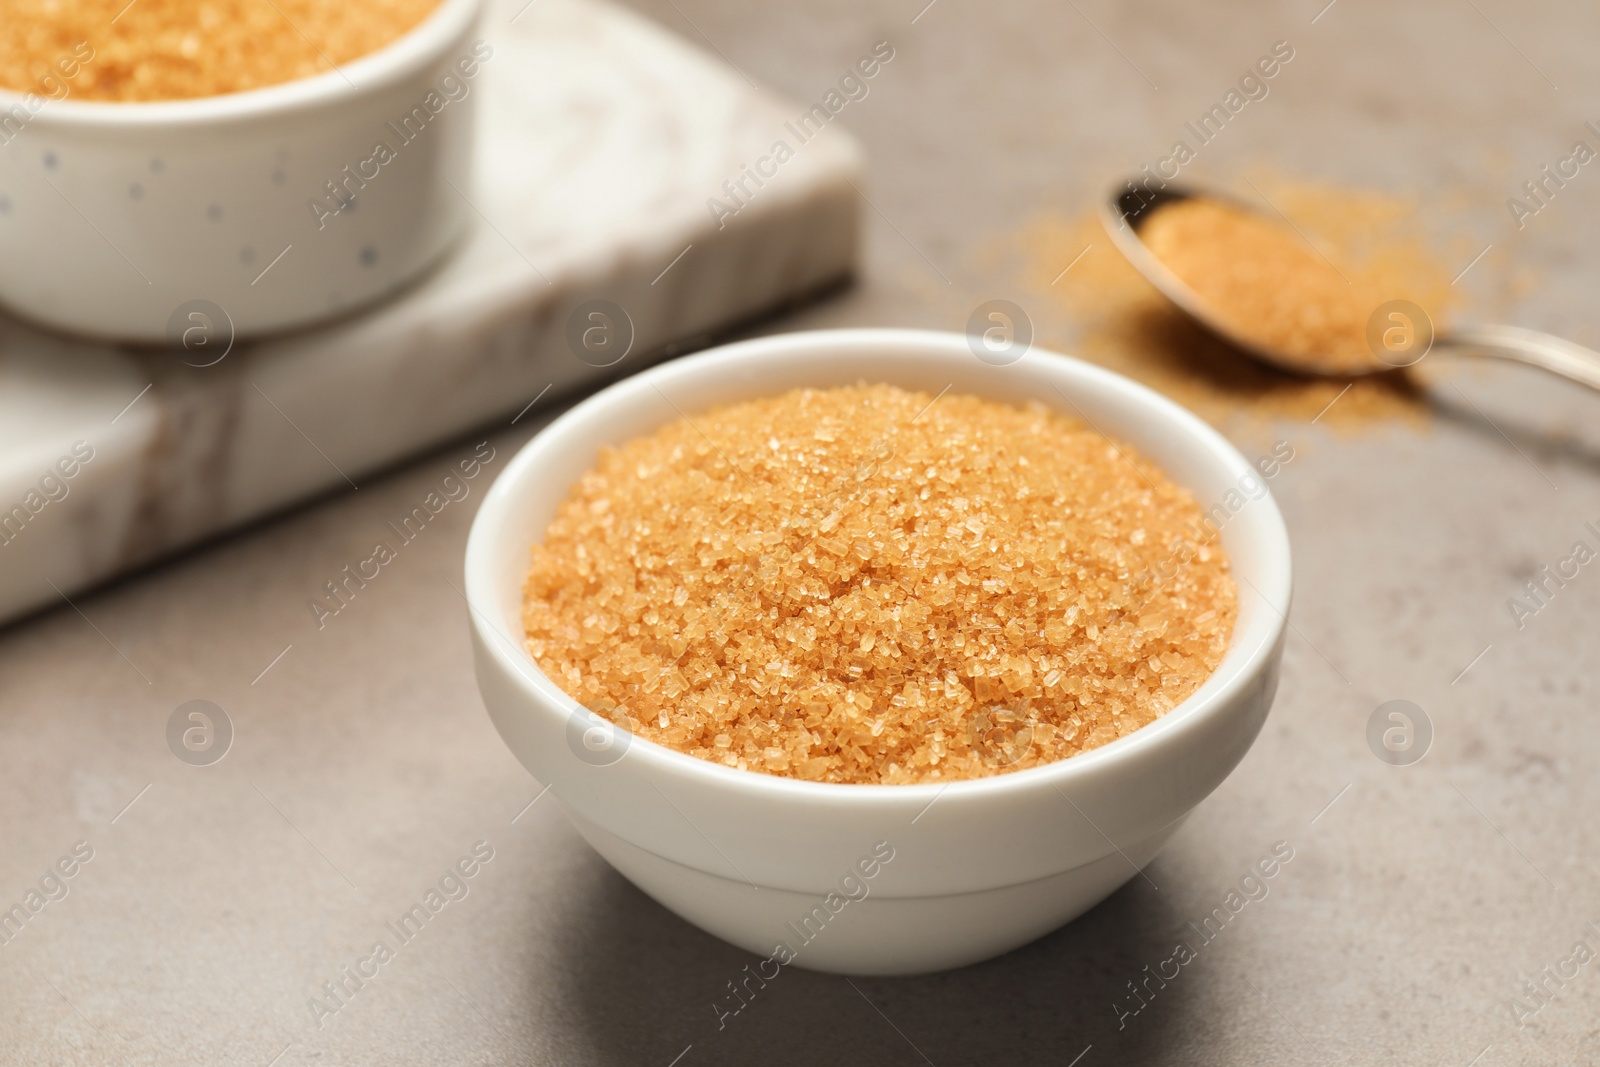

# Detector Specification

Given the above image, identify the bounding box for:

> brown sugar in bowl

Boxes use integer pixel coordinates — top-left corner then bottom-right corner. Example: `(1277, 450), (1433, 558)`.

(465, 328), (1292, 974)
(521, 383), (1239, 785)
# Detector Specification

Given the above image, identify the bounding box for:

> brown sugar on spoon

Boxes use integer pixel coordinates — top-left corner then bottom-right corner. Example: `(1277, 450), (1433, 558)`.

(1138, 195), (1427, 375)
(522, 383), (1237, 785)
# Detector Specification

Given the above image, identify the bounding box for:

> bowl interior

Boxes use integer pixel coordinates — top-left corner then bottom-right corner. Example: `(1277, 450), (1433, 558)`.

(466, 328), (1290, 791)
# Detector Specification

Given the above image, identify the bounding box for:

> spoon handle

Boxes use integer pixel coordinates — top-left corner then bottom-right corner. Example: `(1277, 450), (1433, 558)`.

(1437, 323), (1600, 393)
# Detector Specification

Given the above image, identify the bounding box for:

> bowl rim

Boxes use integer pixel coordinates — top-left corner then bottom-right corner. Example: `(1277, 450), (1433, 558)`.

(0, 0), (485, 125)
(465, 327), (1292, 807)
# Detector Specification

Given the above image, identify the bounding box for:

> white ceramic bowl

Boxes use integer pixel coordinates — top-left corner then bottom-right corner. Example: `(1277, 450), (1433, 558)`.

(466, 328), (1291, 975)
(0, 0), (484, 343)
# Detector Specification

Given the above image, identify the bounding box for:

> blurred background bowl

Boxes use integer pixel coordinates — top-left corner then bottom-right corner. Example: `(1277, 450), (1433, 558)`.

(0, 0), (484, 343)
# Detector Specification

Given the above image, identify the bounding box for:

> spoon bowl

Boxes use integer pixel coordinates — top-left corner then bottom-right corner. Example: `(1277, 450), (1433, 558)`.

(1101, 178), (1600, 392)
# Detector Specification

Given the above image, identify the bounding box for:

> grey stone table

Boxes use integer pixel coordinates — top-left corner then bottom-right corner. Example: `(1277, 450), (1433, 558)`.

(4, 0), (1599, 1064)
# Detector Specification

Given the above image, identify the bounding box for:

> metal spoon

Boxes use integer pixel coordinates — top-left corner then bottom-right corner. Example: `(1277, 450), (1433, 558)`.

(1099, 181), (1600, 391)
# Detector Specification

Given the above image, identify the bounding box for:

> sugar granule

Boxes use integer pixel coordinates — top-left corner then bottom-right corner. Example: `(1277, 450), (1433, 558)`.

(0, 0), (440, 102)
(522, 384), (1237, 785)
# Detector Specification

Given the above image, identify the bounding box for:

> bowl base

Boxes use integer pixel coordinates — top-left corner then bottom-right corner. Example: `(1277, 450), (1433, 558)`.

(570, 807), (1185, 975)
